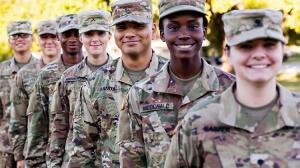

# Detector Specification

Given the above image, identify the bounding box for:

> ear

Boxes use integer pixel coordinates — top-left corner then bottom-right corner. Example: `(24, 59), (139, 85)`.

(203, 27), (207, 40)
(151, 23), (157, 40)
(160, 28), (165, 42)
(79, 34), (83, 43)
(224, 45), (233, 66)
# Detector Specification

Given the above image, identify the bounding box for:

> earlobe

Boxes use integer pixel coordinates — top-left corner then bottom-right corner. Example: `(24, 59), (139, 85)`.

(152, 23), (157, 40)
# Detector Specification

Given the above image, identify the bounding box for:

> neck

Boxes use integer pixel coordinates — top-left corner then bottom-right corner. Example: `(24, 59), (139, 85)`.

(235, 78), (277, 108)
(87, 53), (108, 66)
(62, 51), (83, 65)
(42, 54), (60, 65)
(14, 50), (32, 63)
(169, 55), (202, 79)
(122, 48), (152, 71)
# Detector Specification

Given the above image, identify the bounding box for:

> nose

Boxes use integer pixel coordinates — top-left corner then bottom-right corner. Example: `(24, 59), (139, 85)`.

(123, 28), (136, 39)
(252, 46), (267, 60)
(178, 27), (191, 41)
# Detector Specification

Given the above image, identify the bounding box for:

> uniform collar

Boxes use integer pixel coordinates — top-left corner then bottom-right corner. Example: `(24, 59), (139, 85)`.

(74, 54), (113, 78)
(116, 52), (161, 86)
(10, 56), (36, 74)
(219, 83), (300, 133)
(152, 59), (220, 104)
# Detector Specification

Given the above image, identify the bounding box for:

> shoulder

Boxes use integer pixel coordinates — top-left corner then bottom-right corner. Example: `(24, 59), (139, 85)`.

(182, 94), (223, 133)
(212, 67), (235, 90)
(0, 59), (13, 69)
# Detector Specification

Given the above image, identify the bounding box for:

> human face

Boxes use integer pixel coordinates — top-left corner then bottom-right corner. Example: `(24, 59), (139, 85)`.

(80, 30), (110, 58)
(58, 29), (82, 55)
(227, 38), (283, 84)
(38, 34), (61, 58)
(8, 33), (33, 53)
(114, 21), (154, 60)
(160, 12), (206, 60)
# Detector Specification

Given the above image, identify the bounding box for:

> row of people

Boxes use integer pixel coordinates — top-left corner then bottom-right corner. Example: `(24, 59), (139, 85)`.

(0, 0), (299, 167)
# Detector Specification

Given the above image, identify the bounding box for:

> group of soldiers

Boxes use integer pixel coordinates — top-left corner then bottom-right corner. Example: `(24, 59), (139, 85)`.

(0, 0), (299, 168)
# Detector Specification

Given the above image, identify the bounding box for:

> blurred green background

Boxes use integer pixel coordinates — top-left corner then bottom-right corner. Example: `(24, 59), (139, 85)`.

(1, 0), (300, 91)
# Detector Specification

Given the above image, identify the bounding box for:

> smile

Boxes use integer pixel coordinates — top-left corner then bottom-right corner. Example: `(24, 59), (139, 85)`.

(248, 64), (270, 69)
(175, 44), (194, 49)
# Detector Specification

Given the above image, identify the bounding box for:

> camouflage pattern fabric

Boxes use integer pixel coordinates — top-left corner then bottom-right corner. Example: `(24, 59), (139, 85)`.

(158, 0), (206, 19)
(78, 10), (111, 34)
(222, 9), (286, 46)
(25, 56), (70, 167)
(164, 83), (300, 168)
(118, 59), (235, 167)
(111, 0), (152, 25)
(0, 57), (36, 166)
(56, 14), (79, 33)
(9, 59), (45, 161)
(48, 56), (112, 168)
(7, 20), (32, 36)
(68, 53), (167, 167)
(37, 20), (57, 35)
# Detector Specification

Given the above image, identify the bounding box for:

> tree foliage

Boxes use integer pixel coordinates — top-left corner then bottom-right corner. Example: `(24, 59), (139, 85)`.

(0, 0), (299, 61)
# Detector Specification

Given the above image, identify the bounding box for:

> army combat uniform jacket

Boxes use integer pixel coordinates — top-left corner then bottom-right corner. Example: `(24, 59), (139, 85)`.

(118, 59), (235, 167)
(48, 56), (112, 168)
(165, 83), (300, 168)
(10, 59), (45, 161)
(0, 57), (35, 159)
(25, 56), (77, 167)
(69, 54), (167, 167)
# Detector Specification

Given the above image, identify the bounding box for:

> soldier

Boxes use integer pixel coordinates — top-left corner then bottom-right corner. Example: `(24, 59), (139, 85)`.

(10, 20), (60, 168)
(68, 0), (167, 167)
(25, 14), (83, 167)
(117, 0), (235, 167)
(0, 20), (36, 168)
(48, 10), (113, 168)
(165, 9), (300, 168)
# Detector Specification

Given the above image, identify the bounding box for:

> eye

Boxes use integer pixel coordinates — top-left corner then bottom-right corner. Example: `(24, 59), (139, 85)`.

(84, 31), (93, 37)
(115, 24), (127, 31)
(263, 41), (277, 48)
(167, 24), (179, 32)
(134, 23), (146, 29)
(187, 24), (201, 31)
(238, 43), (253, 50)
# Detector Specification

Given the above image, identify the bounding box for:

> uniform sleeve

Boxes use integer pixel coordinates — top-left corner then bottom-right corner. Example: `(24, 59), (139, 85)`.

(9, 74), (28, 161)
(117, 89), (147, 168)
(68, 87), (98, 167)
(48, 77), (69, 168)
(25, 76), (48, 168)
(165, 120), (203, 168)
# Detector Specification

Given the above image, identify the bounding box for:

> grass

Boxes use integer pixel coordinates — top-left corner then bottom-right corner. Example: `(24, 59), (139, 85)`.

(284, 53), (300, 63)
(277, 72), (300, 92)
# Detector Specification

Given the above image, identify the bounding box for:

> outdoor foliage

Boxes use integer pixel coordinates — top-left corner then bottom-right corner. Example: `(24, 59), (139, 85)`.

(0, 0), (299, 61)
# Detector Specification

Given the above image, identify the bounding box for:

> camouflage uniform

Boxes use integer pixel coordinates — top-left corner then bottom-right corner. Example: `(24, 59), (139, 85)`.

(25, 14), (81, 168)
(118, 59), (234, 167)
(0, 20), (34, 167)
(165, 9), (294, 168)
(69, 52), (167, 167)
(9, 20), (57, 163)
(165, 84), (300, 168)
(48, 10), (113, 168)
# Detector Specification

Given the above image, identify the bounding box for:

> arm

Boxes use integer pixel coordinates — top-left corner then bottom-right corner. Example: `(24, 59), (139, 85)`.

(68, 87), (98, 167)
(9, 74), (28, 161)
(48, 77), (69, 167)
(117, 89), (147, 168)
(165, 120), (203, 168)
(25, 77), (48, 168)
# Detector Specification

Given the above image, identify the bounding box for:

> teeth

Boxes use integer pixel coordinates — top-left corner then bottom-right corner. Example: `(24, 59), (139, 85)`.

(251, 65), (268, 69)
(177, 45), (192, 49)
